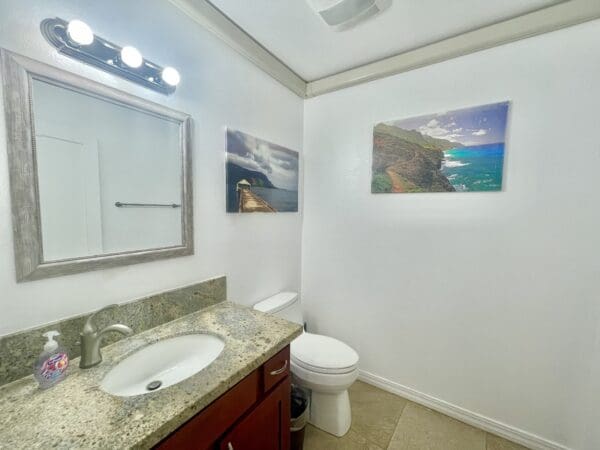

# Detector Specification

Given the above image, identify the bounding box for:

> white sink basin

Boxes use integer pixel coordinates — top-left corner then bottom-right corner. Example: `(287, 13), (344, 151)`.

(100, 334), (225, 397)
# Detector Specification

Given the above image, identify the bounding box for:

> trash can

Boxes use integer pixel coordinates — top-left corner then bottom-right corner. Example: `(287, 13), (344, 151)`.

(290, 385), (309, 450)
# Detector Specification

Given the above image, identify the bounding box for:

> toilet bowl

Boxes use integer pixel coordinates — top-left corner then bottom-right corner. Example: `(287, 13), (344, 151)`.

(253, 292), (359, 437)
(290, 332), (359, 436)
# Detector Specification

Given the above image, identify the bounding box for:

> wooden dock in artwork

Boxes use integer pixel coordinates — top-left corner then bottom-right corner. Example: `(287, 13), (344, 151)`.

(238, 187), (276, 213)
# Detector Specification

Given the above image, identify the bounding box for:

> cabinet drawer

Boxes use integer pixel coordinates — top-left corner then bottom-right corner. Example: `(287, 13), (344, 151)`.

(263, 346), (290, 392)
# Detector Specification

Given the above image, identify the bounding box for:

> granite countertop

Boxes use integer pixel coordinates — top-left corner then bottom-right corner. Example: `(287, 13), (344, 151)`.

(0, 302), (303, 449)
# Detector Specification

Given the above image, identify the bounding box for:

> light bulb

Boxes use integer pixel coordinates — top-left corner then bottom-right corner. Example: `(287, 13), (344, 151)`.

(120, 46), (143, 68)
(161, 67), (180, 86)
(67, 20), (94, 46)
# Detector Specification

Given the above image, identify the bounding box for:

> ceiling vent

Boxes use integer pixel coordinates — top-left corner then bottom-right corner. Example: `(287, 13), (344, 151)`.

(307, 0), (391, 31)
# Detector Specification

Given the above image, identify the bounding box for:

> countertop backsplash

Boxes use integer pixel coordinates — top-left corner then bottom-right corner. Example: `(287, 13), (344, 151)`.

(0, 276), (226, 386)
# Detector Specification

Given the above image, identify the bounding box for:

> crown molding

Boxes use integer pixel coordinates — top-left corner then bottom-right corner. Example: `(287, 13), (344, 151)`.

(167, 0), (308, 98)
(168, 0), (600, 99)
(306, 0), (600, 97)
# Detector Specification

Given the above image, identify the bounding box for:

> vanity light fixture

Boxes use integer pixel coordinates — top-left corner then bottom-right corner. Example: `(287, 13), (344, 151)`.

(40, 17), (180, 95)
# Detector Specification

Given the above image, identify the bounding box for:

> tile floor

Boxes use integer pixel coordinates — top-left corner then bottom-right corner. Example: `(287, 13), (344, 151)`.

(303, 381), (530, 450)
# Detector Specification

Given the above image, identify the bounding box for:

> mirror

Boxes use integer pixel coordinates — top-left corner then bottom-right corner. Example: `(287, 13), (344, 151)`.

(32, 79), (184, 260)
(1, 50), (193, 281)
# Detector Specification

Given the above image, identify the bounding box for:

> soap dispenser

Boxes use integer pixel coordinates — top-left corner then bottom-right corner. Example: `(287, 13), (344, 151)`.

(34, 330), (69, 389)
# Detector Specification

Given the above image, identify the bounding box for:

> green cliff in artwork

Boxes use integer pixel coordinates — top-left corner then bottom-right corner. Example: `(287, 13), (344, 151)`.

(371, 124), (456, 193)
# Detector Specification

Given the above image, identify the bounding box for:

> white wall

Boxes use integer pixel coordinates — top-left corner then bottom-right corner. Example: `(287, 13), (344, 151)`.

(302, 20), (600, 450)
(0, 0), (303, 335)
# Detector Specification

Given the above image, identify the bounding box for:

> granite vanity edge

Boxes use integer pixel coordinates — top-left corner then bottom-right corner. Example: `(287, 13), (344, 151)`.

(0, 276), (227, 386)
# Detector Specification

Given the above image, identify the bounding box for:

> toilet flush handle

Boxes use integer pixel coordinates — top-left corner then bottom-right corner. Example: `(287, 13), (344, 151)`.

(270, 360), (288, 376)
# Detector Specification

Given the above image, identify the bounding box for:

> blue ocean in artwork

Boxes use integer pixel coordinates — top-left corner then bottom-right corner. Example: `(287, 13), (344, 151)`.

(251, 187), (298, 212)
(441, 143), (504, 192)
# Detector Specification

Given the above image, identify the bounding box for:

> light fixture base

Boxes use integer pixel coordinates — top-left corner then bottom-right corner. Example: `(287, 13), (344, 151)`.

(40, 17), (177, 95)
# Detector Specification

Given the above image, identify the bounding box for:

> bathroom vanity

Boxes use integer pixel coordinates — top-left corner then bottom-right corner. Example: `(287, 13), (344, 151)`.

(157, 346), (291, 450)
(0, 302), (302, 449)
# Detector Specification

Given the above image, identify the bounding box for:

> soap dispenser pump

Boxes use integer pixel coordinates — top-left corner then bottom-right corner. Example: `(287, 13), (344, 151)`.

(34, 330), (69, 389)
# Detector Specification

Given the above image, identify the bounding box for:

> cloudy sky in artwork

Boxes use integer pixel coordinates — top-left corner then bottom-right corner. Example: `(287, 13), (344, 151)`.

(226, 129), (299, 191)
(385, 102), (509, 147)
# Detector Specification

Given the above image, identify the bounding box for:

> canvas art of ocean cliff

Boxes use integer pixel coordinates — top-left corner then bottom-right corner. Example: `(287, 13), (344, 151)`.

(226, 129), (299, 213)
(372, 102), (509, 193)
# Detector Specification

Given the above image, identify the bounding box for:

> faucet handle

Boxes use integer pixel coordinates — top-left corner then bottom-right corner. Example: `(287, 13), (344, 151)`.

(82, 304), (119, 334)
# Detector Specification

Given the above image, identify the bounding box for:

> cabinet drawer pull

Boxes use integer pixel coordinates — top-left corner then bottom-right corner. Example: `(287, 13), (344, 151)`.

(269, 360), (288, 376)
(227, 443), (234, 450)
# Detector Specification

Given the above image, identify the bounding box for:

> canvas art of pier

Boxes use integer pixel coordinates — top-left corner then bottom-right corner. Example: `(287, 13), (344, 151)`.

(226, 129), (299, 213)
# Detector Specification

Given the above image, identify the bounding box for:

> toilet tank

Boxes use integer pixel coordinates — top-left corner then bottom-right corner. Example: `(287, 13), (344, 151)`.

(253, 292), (304, 325)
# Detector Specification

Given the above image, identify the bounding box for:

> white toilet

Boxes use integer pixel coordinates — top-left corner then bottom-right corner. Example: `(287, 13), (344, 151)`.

(254, 292), (359, 437)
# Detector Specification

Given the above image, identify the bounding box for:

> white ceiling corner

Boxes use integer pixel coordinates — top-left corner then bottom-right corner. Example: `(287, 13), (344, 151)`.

(169, 0), (600, 98)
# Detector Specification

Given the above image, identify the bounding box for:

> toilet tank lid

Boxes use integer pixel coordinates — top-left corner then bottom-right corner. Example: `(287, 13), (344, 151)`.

(254, 292), (298, 314)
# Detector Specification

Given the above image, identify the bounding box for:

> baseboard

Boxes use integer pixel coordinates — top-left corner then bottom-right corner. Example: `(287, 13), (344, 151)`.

(358, 370), (570, 450)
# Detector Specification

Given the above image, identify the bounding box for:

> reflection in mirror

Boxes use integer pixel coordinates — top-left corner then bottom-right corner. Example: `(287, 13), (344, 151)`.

(32, 79), (183, 261)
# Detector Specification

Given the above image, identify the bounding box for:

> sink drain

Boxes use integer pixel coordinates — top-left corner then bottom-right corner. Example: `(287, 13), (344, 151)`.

(146, 380), (162, 391)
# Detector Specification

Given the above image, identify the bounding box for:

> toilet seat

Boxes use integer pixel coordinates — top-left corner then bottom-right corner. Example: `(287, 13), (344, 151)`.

(292, 357), (357, 375)
(291, 332), (359, 375)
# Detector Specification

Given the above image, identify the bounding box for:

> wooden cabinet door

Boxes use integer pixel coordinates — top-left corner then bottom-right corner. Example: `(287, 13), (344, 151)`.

(155, 371), (260, 450)
(219, 376), (290, 450)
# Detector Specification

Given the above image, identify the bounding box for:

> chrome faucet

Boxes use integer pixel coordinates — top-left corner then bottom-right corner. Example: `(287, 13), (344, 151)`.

(79, 304), (133, 369)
